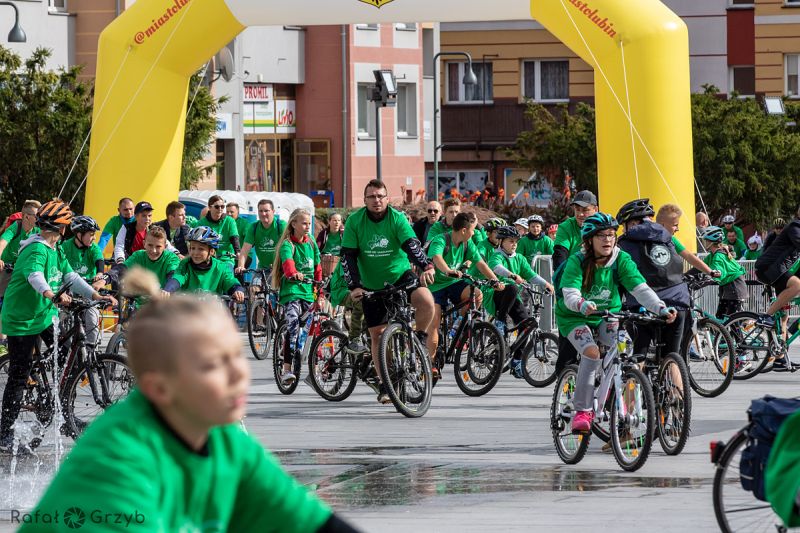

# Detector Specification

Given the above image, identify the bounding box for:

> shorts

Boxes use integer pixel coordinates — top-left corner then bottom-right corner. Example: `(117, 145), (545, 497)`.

(565, 321), (619, 357)
(432, 280), (469, 309)
(362, 271), (419, 329)
(769, 271), (799, 295)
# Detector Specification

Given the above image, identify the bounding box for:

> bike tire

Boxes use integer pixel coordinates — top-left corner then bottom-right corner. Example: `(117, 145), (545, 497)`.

(610, 366), (655, 472)
(307, 329), (358, 402)
(378, 322), (432, 418)
(63, 352), (135, 440)
(656, 352), (692, 456)
(725, 312), (772, 380)
(521, 331), (559, 388)
(105, 331), (125, 357)
(272, 322), (300, 395)
(550, 365), (590, 464)
(247, 298), (272, 360)
(453, 321), (504, 397)
(681, 317), (735, 397)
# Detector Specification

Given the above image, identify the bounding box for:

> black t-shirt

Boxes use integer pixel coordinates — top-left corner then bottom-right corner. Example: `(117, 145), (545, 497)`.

(756, 220), (800, 281)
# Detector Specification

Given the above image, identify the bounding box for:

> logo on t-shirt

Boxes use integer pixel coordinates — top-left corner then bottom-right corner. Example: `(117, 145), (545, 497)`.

(650, 244), (671, 267)
(587, 286), (612, 304)
(368, 235), (390, 251)
(259, 238), (276, 252)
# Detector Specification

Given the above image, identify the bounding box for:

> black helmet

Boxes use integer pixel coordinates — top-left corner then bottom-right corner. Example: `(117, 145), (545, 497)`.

(496, 226), (521, 240)
(616, 198), (654, 224)
(70, 215), (101, 234)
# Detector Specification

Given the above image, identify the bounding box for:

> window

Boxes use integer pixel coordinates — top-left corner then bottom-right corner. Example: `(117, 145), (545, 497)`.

(523, 60), (569, 102)
(357, 84), (377, 138)
(396, 84), (417, 137)
(446, 62), (493, 103)
(48, 0), (67, 11)
(786, 0), (800, 5)
(395, 23), (417, 31)
(730, 66), (755, 97)
(355, 23), (379, 30)
(787, 55), (799, 98)
(728, 0), (754, 6)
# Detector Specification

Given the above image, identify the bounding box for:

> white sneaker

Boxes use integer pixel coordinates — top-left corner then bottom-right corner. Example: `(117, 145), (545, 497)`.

(346, 339), (367, 354)
(281, 371), (297, 384)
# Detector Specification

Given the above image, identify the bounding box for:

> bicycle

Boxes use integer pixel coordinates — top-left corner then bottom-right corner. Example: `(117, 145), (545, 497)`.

(681, 273), (736, 396)
(242, 268), (282, 360)
(307, 324), (378, 402)
(433, 272), (505, 397)
(550, 310), (656, 472)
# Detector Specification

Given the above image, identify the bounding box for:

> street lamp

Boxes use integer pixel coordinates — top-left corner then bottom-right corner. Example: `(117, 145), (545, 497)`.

(0, 2), (26, 43)
(370, 69), (398, 182)
(432, 52), (476, 200)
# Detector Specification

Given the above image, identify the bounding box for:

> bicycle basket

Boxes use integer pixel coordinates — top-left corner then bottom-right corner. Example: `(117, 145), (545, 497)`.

(740, 395), (800, 501)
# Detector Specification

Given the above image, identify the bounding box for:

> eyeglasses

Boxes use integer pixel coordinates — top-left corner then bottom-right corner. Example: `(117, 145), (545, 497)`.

(365, 194), (387, 201)
(594, 233), (616, 241)
(427, 209), (439, 214)
(211, 204), (225, 209)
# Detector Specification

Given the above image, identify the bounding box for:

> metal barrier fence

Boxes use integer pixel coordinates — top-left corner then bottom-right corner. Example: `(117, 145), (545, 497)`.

(530, 255), (800, 333)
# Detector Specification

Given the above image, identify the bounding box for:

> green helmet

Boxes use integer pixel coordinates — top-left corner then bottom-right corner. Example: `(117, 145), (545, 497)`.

(580, 213), (619, 240)
(700, 225), (725, 243)
(484, 217), (505, 231)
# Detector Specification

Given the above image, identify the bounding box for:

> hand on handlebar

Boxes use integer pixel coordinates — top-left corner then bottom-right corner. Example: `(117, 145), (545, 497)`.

(447, 269), (463, 279)
(232, 290), (245, 303)
(419, 268), (435, 287)
(52, 292), (72, 305)
(235, 266), (246, 275)
(659, 306), (678, 324)
(292, 272), (305, 282)
(544, 282), (554, 295)
(579, 300), (597, 316)
(709, 270), (722, 278)
(350, 288), (365, 302)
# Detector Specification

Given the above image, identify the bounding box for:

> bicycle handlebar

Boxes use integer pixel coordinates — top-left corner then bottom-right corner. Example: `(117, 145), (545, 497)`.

(362, 278), (420, 300)
(597, 309), (667, 325)
(683, 272), (718, 291)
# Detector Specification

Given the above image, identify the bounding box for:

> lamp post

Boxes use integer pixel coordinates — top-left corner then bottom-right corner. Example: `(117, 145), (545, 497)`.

(432, 51), (477, 201)
(0, 1), (26, 43)
(370, 69), (398, 182)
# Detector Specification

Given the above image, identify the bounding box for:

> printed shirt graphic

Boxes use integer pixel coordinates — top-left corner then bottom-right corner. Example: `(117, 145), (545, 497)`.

(172, 257), (239, 295)
(322, 232), (343, 256)
(427, 234), (481, 293)
(553, 217), (583, 255)
(278, 237), (320, 305)
(554, 249), (646, 336)
(245, 219), (287, 268)
(202, 215), (239, 262)
(1, 241), (73, 336)
(61, 239), (104, 281)
(0, 221), (39, 264)
(341, 207), (415, 290)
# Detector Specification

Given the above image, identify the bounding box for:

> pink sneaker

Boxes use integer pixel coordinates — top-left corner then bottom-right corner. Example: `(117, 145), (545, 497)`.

(571, 410), (594, 434)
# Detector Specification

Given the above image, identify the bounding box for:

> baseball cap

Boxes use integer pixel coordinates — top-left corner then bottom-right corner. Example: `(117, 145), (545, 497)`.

(571, 190), (598, 207)
(134, 201), (154, 214)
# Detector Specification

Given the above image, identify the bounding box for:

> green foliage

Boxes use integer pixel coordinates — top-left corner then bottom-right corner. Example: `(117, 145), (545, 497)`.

(507, 101), (598, 194)
(0, 46), (92, 216)
(181, 72), (227, 190)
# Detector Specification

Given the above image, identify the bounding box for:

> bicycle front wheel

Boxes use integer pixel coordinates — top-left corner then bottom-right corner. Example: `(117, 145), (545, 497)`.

(610, 366), (655, 472)
(682, 317), (735, 396)
(307, 330), (357, 402)
(656, 352), (692, 456)
(550, 365), (590, 465)
(247, 298), (272, 360)
(522, 331), (559, 387)
(453, 322), (504, 397)
(725, 312), (772, 380)
(378, 323), (432, 418)
(272, 322), (300, 395)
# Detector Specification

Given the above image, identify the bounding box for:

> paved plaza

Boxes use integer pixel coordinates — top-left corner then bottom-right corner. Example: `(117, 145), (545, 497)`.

(1, 335), (798, 532)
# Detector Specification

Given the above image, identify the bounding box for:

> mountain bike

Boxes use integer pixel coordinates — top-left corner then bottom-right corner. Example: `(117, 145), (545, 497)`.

(243, 268), (282, 360)
(307, 324), (379, 402)
(551, 310), (655, 472)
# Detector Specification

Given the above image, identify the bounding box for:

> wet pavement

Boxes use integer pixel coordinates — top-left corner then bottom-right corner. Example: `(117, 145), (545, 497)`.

(1, 335), (799, 532)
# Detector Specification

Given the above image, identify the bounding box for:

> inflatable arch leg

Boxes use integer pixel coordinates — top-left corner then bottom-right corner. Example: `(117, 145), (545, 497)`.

(85, 0), (695, 247)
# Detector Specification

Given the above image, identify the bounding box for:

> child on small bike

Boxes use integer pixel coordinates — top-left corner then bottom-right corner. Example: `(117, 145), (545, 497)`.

(122, 225), (181, 299)
(21, 268), (358, 533)
(271, 209), (322, 385)
(164, 227), (245, 302)
(554, 213), (676, 433)
(700, 226), (748, 320)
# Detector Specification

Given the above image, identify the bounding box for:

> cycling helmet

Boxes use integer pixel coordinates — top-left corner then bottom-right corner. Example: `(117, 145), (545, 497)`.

(484, 217), (505, 231)
(37, 201), (73, 232)
(70, 215), (100, 234)
(528, 215), (545, 225)
(700, 226), (725, 243)
(514, 218), (529, 227)
(721, 215), (736, 225)
(187, 226), (221, 249)
(616, 198), (654, 224)
(496, 226), (521, 240)
(774, 217), (786, 229)
(580, 213), (619, 240)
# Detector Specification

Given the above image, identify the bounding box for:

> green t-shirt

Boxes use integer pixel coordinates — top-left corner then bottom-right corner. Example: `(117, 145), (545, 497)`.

(483, 249), (537, 316)
(467, 239), (497, 279)
(426, 220), (449, 243)
(172, 257), (239, 295)
(554, 249), (647, 336)
(20, 389), (331, 533)
(125, 250), (180, 287)
(186, 215), (199, 228)
(0, 221), (39, 264)
(553, 217), (582, 255)
(61, 239), (104, 282)
(671, 236), (686, 254)
(234, 216), (251, 243)
(765, 409), (800, 528)
(744, 249), (762, 261)
(102, 215), (128, 247)
(341, 207), (416, 291)
(329, 262), (349, 308)
(703, 249), (746, 286)
(244, 219), (287, 269)
(517, 234), (555, 261)
(0, 240), (73, 336)
(427, 234), (481, 293)
(277, 237), (320, 305)
(472, 227), (487, 244)
(322, 232), (343, 256)
(724, 224), (745, 244)
(201, 215), (239, 262)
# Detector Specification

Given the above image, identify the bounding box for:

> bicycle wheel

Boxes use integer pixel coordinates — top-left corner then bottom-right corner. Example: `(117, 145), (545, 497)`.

(522, 331), (559, 387)
(272, 322), (299, 395)
(378, 323), (432, 418)
(550, 365), (590, 464)
(247, 298), (271, 360)
(63, 352), (135, 439)
(0, 354), (53, 450)
(681, 318), (735, 397)
(713, 430), (787, 533)
(609, 366), (655, 472)
(726, 312), (771, 380)
(655, 352), (692, 456)
(453, 322), (504, 397)
(307, 330), (358, 402)
(105, 331), (126, 358)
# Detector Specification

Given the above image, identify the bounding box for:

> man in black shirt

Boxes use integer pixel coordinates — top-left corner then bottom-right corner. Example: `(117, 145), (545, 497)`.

(755, 210), (800, 340)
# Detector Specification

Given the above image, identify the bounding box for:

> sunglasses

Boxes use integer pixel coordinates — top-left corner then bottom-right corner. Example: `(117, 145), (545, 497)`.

(427, 209), (439, 214)
(211, 204), (225, 209)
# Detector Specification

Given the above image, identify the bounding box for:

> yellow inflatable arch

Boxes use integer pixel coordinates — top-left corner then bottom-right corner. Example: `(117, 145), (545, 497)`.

(85, 0), (695, 242)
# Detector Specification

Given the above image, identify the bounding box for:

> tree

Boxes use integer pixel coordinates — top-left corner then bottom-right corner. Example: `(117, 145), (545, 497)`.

(506, 102), (598, 194)
(181, 72), (227, 190)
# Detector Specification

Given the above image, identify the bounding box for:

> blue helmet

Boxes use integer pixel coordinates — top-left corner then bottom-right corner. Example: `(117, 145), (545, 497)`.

(580, 213), (619, 240)
(700, 226), (725, 243)
(187, 226), (221, 249)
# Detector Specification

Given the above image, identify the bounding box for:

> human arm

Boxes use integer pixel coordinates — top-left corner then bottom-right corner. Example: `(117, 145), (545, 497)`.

(551, 245), (569, 270)
(97, 232), (112, 251)
(113, 226), (127, 264)
(236, 243), (254, 273)
(680, 249), (716, 276)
